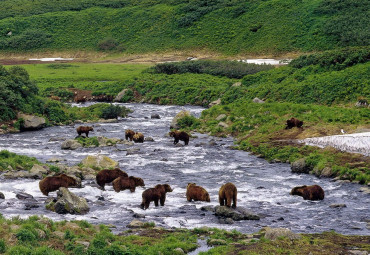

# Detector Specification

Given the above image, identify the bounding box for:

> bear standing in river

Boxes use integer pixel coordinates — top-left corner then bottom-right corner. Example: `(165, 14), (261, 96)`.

(96, 168), (128, 190)
(125, 129), (135, 141)
(76, 126), (94, 137)
(133, 132), (144, 143)
(285, 117), (303, 129)
(141, 184), (173, 209)
(169, 130), (190, 145)
(290, 185), (325, 200)
(186, 183), (210, 202)
(112, 176), (145, 192)
(39, 174), (78, 196)
(219, 182), (237, 208)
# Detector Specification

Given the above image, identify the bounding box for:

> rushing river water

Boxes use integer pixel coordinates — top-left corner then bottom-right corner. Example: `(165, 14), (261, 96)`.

(0, 103), (369, 235)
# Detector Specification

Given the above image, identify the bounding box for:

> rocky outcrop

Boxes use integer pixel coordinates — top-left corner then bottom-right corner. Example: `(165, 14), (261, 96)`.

(113, 89), (128, 102)
(291, 158), (311, 174)
(201, 206), (260, 222)
(81, 155), (119, 169)
(30, 164), (48, 178)
(17, 113), (46, 131)
(46, 187), (89, 215)
(3, 170), (41, 179)
(263, 227), (301, 240)
(61, 139), (82, 150)
(170, 110), (191, 129)
(252, 97), (265, 103)
(209, 98), (221, 108)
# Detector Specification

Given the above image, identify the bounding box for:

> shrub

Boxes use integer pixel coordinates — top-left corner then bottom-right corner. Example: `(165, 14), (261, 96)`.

(0, 239), (6, 253)
(97, 38), (119, 51)
(1, 30), (52, 50)
(100, 104), (127, 119)
(15, 229), (37, 243)
(176, 115), (200, 129)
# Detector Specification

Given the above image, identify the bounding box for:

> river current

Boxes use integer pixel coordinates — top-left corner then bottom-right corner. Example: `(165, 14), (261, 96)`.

(0, 103), (369, 235)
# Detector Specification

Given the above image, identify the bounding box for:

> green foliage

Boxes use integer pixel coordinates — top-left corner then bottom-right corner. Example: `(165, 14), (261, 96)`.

(0, 239), (6, 253)
(0, 150), (40, 171)
(75, 136), (99, 147)
(0, 0), (368, 53)
(97, 37), (123, 51)
(49, 165), (60, 173)
(15, 228), (37, 243)
(176, 115), (200, 129)
(151, 60), (274, 78)
(100, 104), (127, 119)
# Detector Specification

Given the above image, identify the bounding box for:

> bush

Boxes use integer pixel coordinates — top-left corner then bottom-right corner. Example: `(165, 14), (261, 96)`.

(176, 115), (200, 129)
(97, 37), (119, 51)
(100, 104), (127, 119)
(0, 239), (6, 253)
(1, 30), (52, 50)
(151, 60), (274, 79)
(15, 229), (37, 243)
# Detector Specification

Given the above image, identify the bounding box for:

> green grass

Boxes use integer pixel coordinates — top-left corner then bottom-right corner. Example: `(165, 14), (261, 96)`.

(0, 0), (368, 54)
(0, 150), (40, 171)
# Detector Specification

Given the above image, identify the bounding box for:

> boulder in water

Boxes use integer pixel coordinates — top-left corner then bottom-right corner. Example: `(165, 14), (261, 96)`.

(61, 139), (82, 150)
(291, 158), (311, 174)
(81, 155), (119, 169)
(30, 164), (48, 177)
(16, 192), (34, 200)
(17, 113), (46, 131)
(0, 192), (4, 199)
(151, 113), (160, 119)
(46, 187), (89, 215)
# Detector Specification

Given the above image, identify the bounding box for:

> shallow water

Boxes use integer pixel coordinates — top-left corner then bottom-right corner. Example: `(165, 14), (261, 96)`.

(0, 103), (369, 235)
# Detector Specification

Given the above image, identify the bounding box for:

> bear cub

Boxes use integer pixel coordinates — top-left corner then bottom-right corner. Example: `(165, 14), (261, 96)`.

(219, 182), (237, 208)
(186, 183), (210, 202)
(141, 184), (173, 209)
(112, 176), (145, 192)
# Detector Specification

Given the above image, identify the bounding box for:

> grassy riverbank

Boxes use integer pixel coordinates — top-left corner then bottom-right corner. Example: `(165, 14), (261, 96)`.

(0, 215), (369, 255)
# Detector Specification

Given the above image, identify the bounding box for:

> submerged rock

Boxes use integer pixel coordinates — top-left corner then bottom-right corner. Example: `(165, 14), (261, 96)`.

(214, 206), (260, 221)
(81, 155), (119, 169)
(0, 192), (4, 199)
(151, 113), (160, 119)
(16, 192), (34, 200)
(46, 187), (89, 215)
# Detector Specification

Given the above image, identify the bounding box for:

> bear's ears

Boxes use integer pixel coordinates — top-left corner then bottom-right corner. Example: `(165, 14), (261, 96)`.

(187, 183), (196, 186)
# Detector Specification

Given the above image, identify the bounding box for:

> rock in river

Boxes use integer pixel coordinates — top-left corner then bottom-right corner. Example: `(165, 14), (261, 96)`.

(81, 155), (119, 169)
(46, 187), (89, 215)
(61, 139), (82, 150)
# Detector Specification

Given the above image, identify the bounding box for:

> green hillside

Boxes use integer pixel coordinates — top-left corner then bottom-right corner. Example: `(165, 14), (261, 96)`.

(0, 0), (368, 54)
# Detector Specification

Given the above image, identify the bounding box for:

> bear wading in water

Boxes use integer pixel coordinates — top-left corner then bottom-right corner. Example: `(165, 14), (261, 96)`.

(76, 126), (94, 137)
(285, 117), (303, 129)
(39, 174), (78, 196)
(112, 176), (145, 192)
(290, 185), (325, 200)
(96, 168), (128, 190)
(125, 129), (135, 141)
(141, 184), (173, 209)
(186, 183), (210, 202)
(133, 132), (144, 143)
(219, 182), (237, 208)
(169, 130), (190, 145)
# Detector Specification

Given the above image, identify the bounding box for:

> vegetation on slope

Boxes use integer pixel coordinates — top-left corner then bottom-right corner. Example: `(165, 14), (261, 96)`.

(0, 0), (368, 54)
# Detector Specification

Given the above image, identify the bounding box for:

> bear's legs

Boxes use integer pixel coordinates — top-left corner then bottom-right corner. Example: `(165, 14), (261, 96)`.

(219, 196), (225, 206)
(160, 197), (165, 206)
(232, 192), (237, 208)
(174, 138), (179, 144)
(154, 199), (159, 207)
(226, 194), (233, 207)
(186, 195), (192, 202)
(130, 187), (135, 192)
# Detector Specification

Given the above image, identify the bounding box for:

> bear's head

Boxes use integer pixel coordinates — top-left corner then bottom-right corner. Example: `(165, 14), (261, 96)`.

(204, 192), (210, 202)
(163, 184), (173, 193)
(88, 126), (94, 132)
(187, 183), (196, 188)
(290, 185), (307, 196)
(169, 131), (177, 137)
(131, 176), (145, 187)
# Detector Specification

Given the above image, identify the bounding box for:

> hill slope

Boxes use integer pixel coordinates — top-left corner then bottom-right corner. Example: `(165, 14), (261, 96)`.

(0, 0), (368, 54)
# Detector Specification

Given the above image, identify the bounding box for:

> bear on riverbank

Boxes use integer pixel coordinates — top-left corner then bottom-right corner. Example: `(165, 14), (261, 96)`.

(133, 132), (144, 143)
(76, 126), (94, 137)
(96, 168), (128, 190)
(169, 130), (189, 145)
(112, 176), (145, 192)
(39, 174), (78, 196)
(186, 183), (210, 202)
(285, 117), (303, 129)
(125, 129), (135, 141)
(219, 182), (237, 208)
(141, 184), (173, 209)
(290, 185), (325, 200)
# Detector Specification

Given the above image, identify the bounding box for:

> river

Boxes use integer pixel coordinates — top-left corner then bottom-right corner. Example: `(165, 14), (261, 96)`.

(0, 103), (369, 235)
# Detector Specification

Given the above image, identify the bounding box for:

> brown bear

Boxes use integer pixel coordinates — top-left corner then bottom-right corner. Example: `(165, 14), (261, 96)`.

(112, 176), (145, 192)
(133, 132), (144, 143)
(186, 183), (210, 202)
(125, 129), (135, 141)
(286, 117), (303, 129)
(219, 182), (237, 208)
(96, 168), (128, 190)
(290, 185), (325, 200)
(141, 184), (173, 209)
(76, 126), (94, 137)
(169, 130), (189, 145)
(39, 174), (78, 196)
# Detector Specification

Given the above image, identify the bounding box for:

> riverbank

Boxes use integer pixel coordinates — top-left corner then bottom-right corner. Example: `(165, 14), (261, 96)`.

(0, 216), (369, 255)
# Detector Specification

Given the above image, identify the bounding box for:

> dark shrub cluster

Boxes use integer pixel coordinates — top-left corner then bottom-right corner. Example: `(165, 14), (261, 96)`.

(151, 60), (274, 79)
